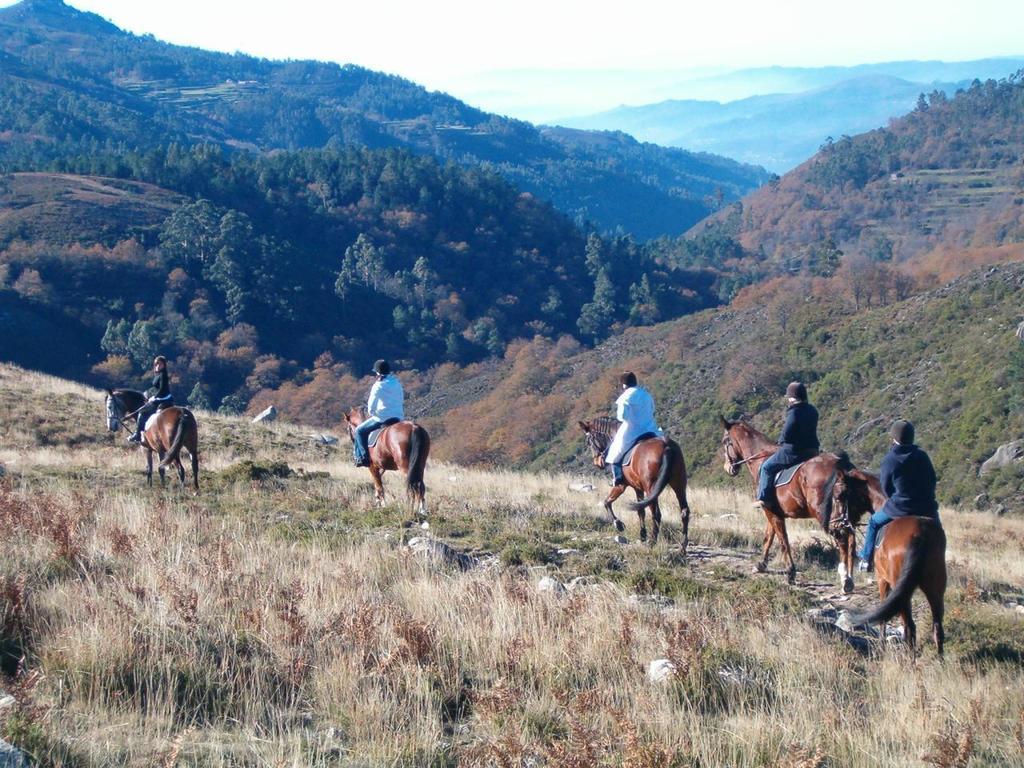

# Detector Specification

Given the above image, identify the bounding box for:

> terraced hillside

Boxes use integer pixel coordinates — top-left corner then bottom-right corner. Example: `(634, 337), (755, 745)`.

(0, 363), (1023, 765)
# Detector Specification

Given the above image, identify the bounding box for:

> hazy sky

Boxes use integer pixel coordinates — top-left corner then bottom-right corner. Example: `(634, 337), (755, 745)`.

(7, 0), (1024, 118)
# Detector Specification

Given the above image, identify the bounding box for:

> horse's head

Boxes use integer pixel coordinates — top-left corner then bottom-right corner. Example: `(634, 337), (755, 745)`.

(344, 407), (365, 439)
(105, 389), (123, 433)
(719, 415), (746, 476)
(578, 419), (612, 469)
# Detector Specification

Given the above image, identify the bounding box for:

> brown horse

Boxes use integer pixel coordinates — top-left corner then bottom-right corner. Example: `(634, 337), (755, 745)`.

(720, 416), (874, 590)
(578, 418), (692, 553)
(345, 408), (429, 515)
(105, 389), (199, 490)
(848, 517), (946, 656)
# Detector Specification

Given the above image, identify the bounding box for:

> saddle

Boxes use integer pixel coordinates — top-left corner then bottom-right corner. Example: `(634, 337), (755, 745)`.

(774, 461), (806, 487)
(367, 418), (400, 448)
(622, 432), (659, 466)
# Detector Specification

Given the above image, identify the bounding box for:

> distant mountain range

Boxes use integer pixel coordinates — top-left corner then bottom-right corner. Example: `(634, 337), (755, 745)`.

(558, 59), (1024, 172)
(0, 0), (767, 238)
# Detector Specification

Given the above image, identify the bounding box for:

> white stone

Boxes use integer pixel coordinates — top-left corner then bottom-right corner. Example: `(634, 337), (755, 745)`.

(1015, 604), (1024, 616)
(979, 440), (1024, 475)
(613, 535), (628, 545)
(419, 521), (430, 530)
(556, 548), (580, 556)
(537, 576), (566, 595)
(252, 405), (277, 424)
(568, 482), (595, 493)
(647, 659), (676, 683)
(309, 433), (338, 445)
(0, 736), (27, 768)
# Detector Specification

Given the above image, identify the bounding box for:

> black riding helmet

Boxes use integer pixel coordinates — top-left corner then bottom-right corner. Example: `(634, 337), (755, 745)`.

(372, 359), (391, 376)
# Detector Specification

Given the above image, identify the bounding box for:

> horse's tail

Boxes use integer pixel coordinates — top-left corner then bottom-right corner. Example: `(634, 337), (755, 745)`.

(406, 423), (429, 495)
(848, 521), (945, 626)
(159, 409), (194, 469)
(627, 440), (676, 510)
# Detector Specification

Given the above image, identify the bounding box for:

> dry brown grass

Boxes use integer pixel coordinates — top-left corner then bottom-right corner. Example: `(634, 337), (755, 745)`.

(1, 363), (1023, 766)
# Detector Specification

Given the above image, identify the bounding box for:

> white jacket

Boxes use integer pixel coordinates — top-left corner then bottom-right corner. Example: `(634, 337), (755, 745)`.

(367, 375), (405, 421)
(606, 386), (662, 463)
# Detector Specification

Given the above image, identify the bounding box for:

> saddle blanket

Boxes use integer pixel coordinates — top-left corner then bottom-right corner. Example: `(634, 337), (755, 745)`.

(774, 461), (807, 487)
(368, 418), (401, 448)
(622, 432), (659, 466)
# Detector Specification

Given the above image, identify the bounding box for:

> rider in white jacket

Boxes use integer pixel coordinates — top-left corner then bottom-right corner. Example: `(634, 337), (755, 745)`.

(606, 371), (662, 485)
(353, 359), (405, 467)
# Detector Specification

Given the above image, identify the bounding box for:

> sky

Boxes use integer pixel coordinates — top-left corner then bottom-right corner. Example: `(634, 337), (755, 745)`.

(6, 0), (1024, 120)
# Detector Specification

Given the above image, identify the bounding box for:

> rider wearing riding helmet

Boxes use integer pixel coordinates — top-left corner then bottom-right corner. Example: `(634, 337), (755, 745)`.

(754, 381), (820, 509)
(353, 359), (404, 467)
(858, 419), (940, 571)
(128, 355), (174, 443)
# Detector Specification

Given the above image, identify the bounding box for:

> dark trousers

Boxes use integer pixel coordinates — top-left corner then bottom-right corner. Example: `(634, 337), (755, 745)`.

(353, 417), (384, 463)
(136, 396), (173, 433)
(756, 450), (792, 502)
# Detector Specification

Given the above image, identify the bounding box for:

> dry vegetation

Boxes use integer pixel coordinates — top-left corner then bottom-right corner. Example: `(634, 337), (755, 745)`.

(1, 364), (1023, 767)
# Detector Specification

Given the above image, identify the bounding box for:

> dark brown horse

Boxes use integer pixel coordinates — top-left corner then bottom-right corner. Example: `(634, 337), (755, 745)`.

(578, 418), (692, 553)
(105, 389), (199, 490)
(720, 417), (875, 590)
(345, 408), (429, 515)
(848, 517), (946, 656)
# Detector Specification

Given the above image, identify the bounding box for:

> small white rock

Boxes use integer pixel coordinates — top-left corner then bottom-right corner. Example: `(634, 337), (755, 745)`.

(1015, 604), (1024, 616)
(647, 659), (676, 683)
(252, 405), (277, 424)
(568, 482), (595, 493)
(537, 576), (566, 595)
(613, 535), (628, 545)
(419, 521), (430, 530)
(556, 548), (580, 555)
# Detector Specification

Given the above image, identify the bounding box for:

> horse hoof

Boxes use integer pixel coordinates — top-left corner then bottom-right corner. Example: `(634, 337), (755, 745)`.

(843, 577), (855, 595)
(614, 520), (625, 533)
(639, 529), (648, 543)
(787, 569), (797, 585)
(753, 561), (767, 574)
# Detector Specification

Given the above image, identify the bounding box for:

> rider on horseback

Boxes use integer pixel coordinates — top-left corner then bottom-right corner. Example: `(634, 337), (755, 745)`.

(353, 359), (404, 468)
(605, 372), (662, 487)
(128, 356), (174, 443)
(858, 420), (939, 572)
(754, 381), (819, 509)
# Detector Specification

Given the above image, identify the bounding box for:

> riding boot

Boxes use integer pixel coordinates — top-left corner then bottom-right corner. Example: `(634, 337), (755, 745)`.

(127, 431), (142, 443)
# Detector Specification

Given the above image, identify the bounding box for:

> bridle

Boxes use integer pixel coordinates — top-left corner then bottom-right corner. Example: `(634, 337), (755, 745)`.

(582, 426), (612, 468)
(721, 432), (772, 475)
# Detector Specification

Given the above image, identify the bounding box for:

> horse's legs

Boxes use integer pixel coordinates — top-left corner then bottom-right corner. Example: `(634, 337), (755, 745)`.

(755, 511), (776, 573)
(633, 489), (648, 542)
(157, 448), (166, 486)
(145, 448), (153, 486)
(771, 515), (797, 583)
(176, 457), (186, 487)
(603, 485), (627, 532)
(923, 571), (946, 657)
(837, 532), (855, 594)
(650, 499), (663, 546)
(369, 465), (386, 506)
(671, 473), (690, 556)
(190, 450), (200, 492)
(899, 603), (917, 653)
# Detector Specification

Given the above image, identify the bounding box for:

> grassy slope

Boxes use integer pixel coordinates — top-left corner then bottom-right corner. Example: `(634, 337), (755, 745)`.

(420, 262), (1024, 513)
(1, 363), (1023, 765)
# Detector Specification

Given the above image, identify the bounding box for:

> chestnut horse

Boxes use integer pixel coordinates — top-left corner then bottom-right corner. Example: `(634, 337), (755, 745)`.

(345, 408), (429, 515)
(720, 417), (875, 590)
(578, 418), (692, 553)
(848, 517), (947, 656)
(105, 389), (199, 490)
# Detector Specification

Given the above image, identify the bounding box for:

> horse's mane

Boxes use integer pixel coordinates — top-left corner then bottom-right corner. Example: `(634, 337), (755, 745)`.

(588, 416), (620, 438)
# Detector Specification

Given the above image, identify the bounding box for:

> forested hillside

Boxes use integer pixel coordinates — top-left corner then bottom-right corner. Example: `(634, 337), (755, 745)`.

(0, 0), (767, 238)
(0, 145), (721, 410)
(681, 72), (1024, 291)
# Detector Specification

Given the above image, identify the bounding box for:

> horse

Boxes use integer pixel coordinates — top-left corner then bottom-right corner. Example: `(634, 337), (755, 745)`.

(105, 389), (199, 491)
(578, 417), (692, 553)
(848, 517), (946, 656)
(719, 416), (876, 591)
(344, 407), (429, 515)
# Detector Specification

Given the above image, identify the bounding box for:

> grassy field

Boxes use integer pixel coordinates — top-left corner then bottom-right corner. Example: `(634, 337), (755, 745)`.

(1, 363), (1023, 767)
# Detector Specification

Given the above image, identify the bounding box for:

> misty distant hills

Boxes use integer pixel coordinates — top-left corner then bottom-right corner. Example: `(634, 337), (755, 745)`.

(0, 0), (767, 238)
(558, 59), (1024, 172)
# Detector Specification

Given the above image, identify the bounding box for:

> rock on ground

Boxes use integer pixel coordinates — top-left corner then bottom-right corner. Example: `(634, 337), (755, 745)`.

(406, 537), (478, 571)
(252, 405), (277, 424)
(648, 659), (676, 683)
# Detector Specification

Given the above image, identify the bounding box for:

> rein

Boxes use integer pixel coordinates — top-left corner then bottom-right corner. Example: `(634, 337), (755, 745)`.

(730, 450), (773, 467)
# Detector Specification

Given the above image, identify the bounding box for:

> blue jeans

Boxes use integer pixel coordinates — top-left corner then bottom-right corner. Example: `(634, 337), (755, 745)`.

(136, 395), (173, 433)
(353, 417), (383, 464)
(858, 510), (893, 561)
(756, 451), (791, 502)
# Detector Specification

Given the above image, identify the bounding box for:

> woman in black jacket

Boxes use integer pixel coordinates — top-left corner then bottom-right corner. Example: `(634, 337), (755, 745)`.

(128, 356), (174, 442)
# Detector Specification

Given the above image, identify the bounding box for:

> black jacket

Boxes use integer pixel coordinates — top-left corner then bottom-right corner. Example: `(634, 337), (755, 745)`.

(776, 402), (819, 463)
(149, 369), (170, 399)
(880, 443), (939, 518)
